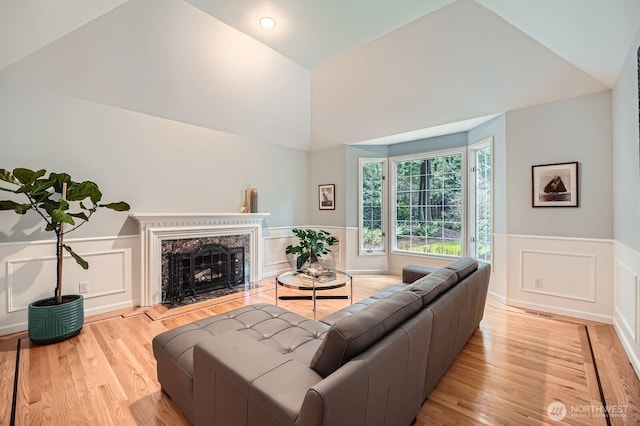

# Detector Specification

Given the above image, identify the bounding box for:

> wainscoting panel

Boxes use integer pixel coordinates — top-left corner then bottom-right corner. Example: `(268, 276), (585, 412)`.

(520, 249), (595, 302)
(613, 241), (640, 378)
(615, 259), (638, 342)
(505, 234), (613, 323)
(488, 233), (507, 303)
(263, 234), (296, 269)
(0, 235), (136, 336)
(8, 249), (127, 312)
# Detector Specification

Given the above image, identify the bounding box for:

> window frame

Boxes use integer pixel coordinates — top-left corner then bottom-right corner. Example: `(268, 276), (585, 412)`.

(468, 137), (494, 263)
(358, 158), (388, 256)
(390, 148), (467, 259)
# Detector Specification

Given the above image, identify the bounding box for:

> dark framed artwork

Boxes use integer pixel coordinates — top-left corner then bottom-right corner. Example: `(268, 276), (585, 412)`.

(318, 184), (335, 210)
(532, 162), (579, 207)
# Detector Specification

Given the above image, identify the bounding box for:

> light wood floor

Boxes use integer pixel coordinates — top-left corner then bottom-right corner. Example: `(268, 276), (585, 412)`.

(2, 275), (640, 425)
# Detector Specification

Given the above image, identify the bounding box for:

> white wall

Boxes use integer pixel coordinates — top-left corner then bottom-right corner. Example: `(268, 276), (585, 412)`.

(309, 145), (346, 227)
(612, 29), (640, 376)
(0, 84), (309, 237)
(0, 82), (309, 335)
(497, 91), (615, 322)
(505, 90), (613, 239)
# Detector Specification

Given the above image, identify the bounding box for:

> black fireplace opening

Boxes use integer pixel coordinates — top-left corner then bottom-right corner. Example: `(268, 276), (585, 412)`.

(162, 239), (248, 305)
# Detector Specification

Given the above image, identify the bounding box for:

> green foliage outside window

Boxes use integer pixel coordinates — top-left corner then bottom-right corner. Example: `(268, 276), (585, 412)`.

(361, 162), (384, 252)
(395, 153), (462, 256)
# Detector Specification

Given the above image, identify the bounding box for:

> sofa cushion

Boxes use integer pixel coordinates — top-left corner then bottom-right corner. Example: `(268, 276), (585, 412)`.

(403, 267), (458, 306)
(310, 291), (422, 377)
(402, 264), (438, 284)
(445, 257), (478, 280)
(318, 284), (407, 326)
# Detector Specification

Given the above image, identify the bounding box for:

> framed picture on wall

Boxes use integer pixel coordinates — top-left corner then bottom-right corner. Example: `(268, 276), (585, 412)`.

(531, 162), (579, 207)
(318, 184), (335, 210)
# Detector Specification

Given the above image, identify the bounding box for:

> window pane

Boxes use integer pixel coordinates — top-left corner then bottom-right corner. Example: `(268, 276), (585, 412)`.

(361, 161), (385, 252)
(394, 153), (462, 257)
(474, 145), (492, 261)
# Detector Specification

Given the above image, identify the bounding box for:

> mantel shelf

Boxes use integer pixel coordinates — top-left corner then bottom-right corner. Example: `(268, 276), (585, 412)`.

(130, 212), (270, 224)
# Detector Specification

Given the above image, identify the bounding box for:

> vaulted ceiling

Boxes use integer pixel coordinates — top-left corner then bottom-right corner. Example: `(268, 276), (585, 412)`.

(1, 0), (638, 151)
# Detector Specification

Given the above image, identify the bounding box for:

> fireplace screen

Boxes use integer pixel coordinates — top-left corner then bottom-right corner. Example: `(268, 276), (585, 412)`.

(166, 243), (245, 301)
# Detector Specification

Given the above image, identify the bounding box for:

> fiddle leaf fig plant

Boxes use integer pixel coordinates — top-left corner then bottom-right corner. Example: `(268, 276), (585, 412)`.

(285, 228), (338, 268)
(0, 168), (130, 305)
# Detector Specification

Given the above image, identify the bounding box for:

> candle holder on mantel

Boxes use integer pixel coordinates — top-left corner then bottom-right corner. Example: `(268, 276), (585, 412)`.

(240, 189), (249, 213)
(250, 188), (258, 213)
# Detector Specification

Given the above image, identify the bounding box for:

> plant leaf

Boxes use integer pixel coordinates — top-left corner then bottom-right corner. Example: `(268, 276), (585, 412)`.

(285, 245), (303, 255)
(15, 184), (34, 194)
(51, 208), (75, 225)
(40, 200), (58, 216)
(67, 181), (102, 204)
(100, 201), (130, 211)
(31, 178), (55, 198)
(13, 168), (45, 185)
(0, 200), (30, 213)
(0, 169), (19, 185)
(14, 203), (32, 214)
(49, 172), (71, 193)
(68, 212), (89, 221)
(63, 245), (89, 269)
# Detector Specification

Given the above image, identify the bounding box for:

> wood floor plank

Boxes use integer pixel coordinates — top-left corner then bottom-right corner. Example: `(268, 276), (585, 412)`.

(4, 275), (640, 424)
(587, 324), (640, 425)
(0, 336), (18, 425)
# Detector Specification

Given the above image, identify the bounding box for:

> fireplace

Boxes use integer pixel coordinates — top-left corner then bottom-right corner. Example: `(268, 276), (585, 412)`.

(131, 213), (269, 306)
(162, 237), (248, 304)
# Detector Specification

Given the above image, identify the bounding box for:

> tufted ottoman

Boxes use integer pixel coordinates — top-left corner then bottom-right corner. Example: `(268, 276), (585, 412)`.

(152, 303), (329, 423)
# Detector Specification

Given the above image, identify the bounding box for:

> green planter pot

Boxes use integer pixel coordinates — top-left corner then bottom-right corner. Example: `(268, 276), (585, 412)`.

(28, 294), (84, 344)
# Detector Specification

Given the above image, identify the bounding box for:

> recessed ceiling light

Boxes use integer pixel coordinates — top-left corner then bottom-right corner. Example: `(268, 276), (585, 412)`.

(258, 16), (276, 30)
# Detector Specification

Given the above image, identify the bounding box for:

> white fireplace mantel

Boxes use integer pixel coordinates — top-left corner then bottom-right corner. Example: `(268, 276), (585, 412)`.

(131, 213), (270, 306)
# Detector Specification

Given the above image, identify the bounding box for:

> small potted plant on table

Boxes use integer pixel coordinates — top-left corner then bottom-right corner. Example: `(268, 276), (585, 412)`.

(285, 228), (338, 270)
(0, 168), (130, 344)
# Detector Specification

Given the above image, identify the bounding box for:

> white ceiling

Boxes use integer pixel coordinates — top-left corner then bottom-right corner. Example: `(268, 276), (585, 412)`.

(3, 0), (638, 84)
(183, 0), (640, 87)
(184, 0), (457, 69)
(0, 0), (638, 150)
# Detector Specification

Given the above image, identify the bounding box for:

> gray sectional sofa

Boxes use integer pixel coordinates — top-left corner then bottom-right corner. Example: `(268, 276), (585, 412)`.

(152, 257), (491, 425)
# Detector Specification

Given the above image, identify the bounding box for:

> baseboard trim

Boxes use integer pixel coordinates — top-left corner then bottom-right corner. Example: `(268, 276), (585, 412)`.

(613, 316), (640, 379)
(488, 290), (506, 304)
(506, 298), (612, 324)
(349, 269), (390, 276)
(84, 301), (135, 317)
(0, 300), (135, 337)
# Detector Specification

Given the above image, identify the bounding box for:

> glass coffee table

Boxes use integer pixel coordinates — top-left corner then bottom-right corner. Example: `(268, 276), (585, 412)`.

(276, 270), (352, 318)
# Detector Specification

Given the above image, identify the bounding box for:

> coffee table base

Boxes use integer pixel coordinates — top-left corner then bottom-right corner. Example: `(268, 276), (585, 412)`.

(277, 295), (349, 300)
(275, 270), (352, 318)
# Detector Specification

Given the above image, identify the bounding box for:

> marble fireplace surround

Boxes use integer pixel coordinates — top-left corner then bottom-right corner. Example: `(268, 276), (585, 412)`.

(131, 213), (269, 306)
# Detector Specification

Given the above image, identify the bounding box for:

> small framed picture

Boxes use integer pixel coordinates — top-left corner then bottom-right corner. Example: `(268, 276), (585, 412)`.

(532, 162), (579, 207)
(318, 184), (335, 210)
